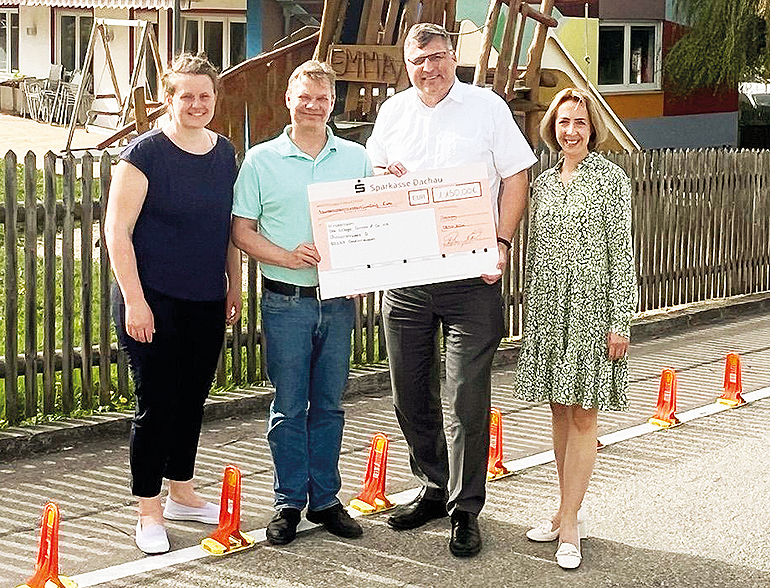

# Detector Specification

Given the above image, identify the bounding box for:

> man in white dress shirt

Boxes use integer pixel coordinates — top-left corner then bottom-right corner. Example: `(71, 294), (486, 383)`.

(366, 23), (536, 558)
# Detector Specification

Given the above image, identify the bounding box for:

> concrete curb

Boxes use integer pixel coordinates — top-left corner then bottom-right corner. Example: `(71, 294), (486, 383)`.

(1, 292), (768, 461)
(630, 291), (770, 341)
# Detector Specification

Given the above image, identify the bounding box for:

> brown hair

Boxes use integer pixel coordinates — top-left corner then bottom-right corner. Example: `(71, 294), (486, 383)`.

(539, 87), (608, 152)
(404, 23), (454, 52)
(161, 52), (219, 97)
(287, 60), (336, 98)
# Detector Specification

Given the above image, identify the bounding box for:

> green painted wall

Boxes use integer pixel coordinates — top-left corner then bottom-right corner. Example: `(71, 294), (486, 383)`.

(554, 17), (598, 85)
(456, 2), (597, 84)
(456, 1), (566, 66)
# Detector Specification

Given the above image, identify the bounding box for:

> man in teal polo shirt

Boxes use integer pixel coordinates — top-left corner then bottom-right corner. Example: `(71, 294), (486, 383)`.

(231, 60), (372, 546)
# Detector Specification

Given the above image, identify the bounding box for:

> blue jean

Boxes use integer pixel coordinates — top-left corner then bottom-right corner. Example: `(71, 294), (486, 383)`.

(261, 290), (355, 511)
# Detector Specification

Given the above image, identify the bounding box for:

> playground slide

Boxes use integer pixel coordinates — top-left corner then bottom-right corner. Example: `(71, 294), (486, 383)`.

(456, 21), (639, 152)
(539, 33), (640, 152)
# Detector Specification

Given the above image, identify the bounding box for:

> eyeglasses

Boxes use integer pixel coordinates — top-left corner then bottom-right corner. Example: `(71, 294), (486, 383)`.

(406, 51), (449, 66)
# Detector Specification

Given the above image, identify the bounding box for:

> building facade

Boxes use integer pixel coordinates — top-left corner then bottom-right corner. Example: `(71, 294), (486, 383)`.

(0, 0), (315, 107)
(553, 0), (738, 148)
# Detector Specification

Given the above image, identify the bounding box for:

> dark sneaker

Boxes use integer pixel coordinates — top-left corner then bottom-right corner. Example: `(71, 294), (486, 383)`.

(387, 491), (448, 530)
(449, 510), (482, 557)
(266, 508), (301, 545)
(306, 503), (363, 538)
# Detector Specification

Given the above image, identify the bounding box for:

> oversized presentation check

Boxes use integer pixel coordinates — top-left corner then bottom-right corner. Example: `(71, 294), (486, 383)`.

(308, 163), (499, 299)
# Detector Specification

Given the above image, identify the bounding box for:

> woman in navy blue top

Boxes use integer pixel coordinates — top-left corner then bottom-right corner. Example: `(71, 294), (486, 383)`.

(105, 53), (241, 555)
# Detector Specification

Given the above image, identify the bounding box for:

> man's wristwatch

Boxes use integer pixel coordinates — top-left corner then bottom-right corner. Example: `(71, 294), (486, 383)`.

(497, 236), (512, 250)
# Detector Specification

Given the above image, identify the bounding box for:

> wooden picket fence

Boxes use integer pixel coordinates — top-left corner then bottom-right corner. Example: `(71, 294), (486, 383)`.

(1, 147), (769, 425)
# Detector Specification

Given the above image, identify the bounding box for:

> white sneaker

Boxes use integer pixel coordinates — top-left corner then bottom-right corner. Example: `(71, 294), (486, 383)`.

(135, 520), (169, 554)
(163, 498), (220, 524)
(555, 541), (582, 569)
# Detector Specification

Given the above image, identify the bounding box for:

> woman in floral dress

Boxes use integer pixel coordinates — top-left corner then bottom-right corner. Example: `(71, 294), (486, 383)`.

(515, 88), (636, 569)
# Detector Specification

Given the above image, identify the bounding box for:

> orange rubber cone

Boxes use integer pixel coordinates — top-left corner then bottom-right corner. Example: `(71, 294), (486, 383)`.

(487, 407), (511, 480)
(17, 503), (76, 588)
(717, 352), (745, 407)
(648, 368), (681, 428)
(350, 433), (393, 513)
(201, 465), (255, 555)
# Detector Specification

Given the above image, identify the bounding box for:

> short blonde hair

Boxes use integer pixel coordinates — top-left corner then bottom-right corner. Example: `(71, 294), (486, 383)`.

(287, 60), (336, 99)
(539, 87), (608, 152)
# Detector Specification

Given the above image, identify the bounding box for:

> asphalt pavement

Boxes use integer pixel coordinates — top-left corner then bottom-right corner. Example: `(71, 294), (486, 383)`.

(1, 304), (769, 588)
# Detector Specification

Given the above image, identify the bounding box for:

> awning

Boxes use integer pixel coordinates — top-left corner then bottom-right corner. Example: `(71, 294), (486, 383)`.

(17, 0), (175, 8)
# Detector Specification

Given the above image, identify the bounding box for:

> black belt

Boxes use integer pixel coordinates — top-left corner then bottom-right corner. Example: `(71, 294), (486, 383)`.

(263, 276), (319, 298)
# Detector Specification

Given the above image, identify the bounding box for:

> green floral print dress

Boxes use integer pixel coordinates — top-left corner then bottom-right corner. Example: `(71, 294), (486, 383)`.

(515, 151), (636, 411)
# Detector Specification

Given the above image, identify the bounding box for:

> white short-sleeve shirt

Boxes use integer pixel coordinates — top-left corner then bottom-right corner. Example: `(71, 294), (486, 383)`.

(367, 79), (537, 219)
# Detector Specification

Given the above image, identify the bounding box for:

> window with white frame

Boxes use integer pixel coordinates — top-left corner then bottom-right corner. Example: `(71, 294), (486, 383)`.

(59, 11), (93, 72)
(0, 9), (19, 73)
(598, 22), (662, 91)
(182, 15), (246, 72)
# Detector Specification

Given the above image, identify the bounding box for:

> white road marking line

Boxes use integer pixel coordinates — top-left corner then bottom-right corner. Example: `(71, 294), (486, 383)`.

(319, 538), (453, 572)
(69, 386), (770, 587)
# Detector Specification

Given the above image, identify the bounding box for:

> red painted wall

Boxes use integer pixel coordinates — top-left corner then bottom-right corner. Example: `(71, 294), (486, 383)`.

(555, 0), (599, 18)
(598, 0), (666, 20)
(556, 0), (665, 19)
(662, 21), (738, 116)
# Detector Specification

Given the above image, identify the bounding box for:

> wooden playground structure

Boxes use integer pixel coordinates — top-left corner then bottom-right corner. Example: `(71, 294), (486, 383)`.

(211, 0), (580, 153)
(70, 1), (629, 153)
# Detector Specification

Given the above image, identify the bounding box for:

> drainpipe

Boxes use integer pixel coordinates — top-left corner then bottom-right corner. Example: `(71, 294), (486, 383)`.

(173, 0), (182, 57)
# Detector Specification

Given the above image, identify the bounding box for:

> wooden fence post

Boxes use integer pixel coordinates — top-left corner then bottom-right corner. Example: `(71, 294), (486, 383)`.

(4, 151), (19, 425)
(80, 152), (94, 409)
(377, 291), (387, 361)
(43, 152), (57, 415)
(353, 297), (363, 364)
(230, 252), (242, 385)
(366, 292), (375, 364)
(231, 319), (242, 385)
(24, 151), (38, 419)
(99, 152), (113, 406)
(61, 154), (76, 414)
(246, 257), (258, 382)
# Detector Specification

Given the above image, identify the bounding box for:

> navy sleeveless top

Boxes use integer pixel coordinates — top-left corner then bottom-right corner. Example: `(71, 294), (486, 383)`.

(121, 128), (237, 301)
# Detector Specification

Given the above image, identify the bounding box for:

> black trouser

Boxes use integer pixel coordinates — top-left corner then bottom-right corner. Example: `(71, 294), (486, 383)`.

(382, 278), (504, 515)
(113, 285), (225, 498)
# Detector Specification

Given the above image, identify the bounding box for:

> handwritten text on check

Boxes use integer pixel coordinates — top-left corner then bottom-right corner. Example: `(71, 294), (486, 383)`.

(308, 163), (499, 299)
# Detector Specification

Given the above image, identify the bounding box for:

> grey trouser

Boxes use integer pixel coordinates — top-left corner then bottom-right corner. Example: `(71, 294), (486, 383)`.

(383, 278), (504, 515)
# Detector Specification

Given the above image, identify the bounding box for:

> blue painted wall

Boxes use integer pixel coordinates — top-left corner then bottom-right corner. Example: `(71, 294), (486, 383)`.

(624, 111), (739, 149)
(247, 0), (263, 57)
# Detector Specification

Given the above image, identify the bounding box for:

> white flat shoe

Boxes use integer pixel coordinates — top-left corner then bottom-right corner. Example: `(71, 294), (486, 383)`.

(556, 541), (582, 569)
(163, 498), (220, 524)
(526, 519), (561, 542)
(135, 520), (169, 554)
(526, 512), (588, 542)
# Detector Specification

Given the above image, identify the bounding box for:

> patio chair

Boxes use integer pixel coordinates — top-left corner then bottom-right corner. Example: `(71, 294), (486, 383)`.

(53, 71), (92, 126)
(21, 78), (45, 121)
(39, 64), (64, 123)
